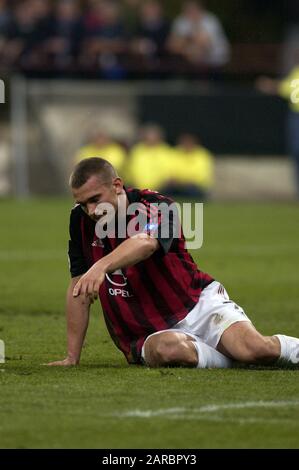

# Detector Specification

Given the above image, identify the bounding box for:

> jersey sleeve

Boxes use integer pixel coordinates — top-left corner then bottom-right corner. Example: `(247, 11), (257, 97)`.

(68, 207), (88, 278)
(140, 192), (181, 255)
(158, 204), (180, 254)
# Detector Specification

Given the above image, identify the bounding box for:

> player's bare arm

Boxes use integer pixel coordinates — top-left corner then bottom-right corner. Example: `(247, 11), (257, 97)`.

(73, 234), (159, 301)
(47, 276), (91, 367)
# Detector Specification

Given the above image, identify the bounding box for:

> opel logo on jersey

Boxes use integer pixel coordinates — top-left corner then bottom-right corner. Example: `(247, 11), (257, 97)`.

(106, 270), (134, 298)
(106, 269), (128, 287)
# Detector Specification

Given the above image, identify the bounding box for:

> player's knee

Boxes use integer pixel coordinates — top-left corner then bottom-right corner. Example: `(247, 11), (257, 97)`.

(155, 335), (181, 365)
(144, 332), (195, 367)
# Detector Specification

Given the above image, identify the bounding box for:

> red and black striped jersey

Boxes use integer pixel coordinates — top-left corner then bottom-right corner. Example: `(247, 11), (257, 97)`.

(68, 187), (213, 364)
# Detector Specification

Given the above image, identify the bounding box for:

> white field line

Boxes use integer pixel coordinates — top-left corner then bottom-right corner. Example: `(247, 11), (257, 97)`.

(0, 401), (298, 426)
(196, 400), (299, 413)
(165, 416), (293, 425)
(113, 400), (299, 422)
(109, 415), (294, 425)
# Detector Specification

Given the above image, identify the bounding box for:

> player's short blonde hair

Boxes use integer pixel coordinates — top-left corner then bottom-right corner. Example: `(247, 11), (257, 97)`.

(70, 157), (118, 189)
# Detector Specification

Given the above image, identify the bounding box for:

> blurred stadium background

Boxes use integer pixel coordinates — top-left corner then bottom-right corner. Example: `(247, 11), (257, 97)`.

(0, 0), (298, 200)
(1, 0), (299, 451)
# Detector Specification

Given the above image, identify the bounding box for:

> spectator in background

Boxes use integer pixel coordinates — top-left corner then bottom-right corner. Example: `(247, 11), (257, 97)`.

(1, 0), (39, 68)
(128, 124), (173, 191)
(121, 0), (141, 35)
(81, 0), (127, 78)
(30, 0), (52, 23)
(167, 0), (230, 73)
(281, 0), (299, 74)
(0, 0), (10, 59)
(130, 0), (170, 69)
(0, 0), (10, 32)
(42, 0), (83, 70)
(83, 0), (104, 35)
(25, 0), (53, 69)
(75, 128), (127, 176)
(257, 67), (299, 199)
(31, 0), (52, 33)
(165, 133), (214, 199)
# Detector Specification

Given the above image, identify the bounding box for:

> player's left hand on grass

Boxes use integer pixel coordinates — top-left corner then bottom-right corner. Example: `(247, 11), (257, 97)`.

(44, 357), (78, 367)
(73, 262), (106, 302)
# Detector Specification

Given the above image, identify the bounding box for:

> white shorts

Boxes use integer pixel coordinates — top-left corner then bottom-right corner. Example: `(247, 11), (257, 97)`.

(141, 281), (251, 360)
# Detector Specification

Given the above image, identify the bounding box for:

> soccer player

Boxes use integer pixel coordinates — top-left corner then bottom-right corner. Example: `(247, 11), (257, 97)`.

(47, 157), (299, 368)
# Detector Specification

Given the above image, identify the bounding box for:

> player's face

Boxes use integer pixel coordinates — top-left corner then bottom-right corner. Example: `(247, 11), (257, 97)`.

(72, 174), (124, 222)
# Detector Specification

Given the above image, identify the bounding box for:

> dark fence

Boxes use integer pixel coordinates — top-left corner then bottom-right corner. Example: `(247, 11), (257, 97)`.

(139, 88), (287, 155)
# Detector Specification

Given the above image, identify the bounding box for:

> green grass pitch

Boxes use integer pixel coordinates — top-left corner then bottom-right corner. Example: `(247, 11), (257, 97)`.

(0, 198), (299, 449)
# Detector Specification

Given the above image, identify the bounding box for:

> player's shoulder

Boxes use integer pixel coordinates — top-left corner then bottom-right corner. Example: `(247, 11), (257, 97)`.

(70, 203), (84, 216)
(137, 188), (175, 206)
(69, 204), (86, 226)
